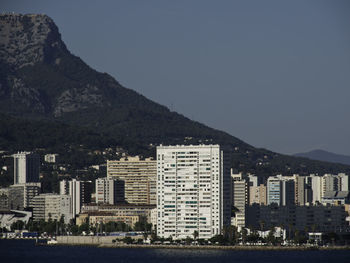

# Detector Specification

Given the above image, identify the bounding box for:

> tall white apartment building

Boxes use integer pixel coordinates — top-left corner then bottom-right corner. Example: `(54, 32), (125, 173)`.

(95, 177), (125, 204)
(156, 145), (231, 240)
(12, 152), (39, 184)
(60, 179), (92, 217)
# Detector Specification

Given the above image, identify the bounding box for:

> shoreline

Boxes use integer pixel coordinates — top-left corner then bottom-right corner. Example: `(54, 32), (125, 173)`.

(3, 238), (349, 250)
(56, 243), (350, 251)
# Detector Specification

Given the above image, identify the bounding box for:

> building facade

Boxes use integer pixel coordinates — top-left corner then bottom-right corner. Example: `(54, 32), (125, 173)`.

(32, 194), (72, 223)
(156, 145), (231, 240)
(107, 156), (156, 205)
(12, 152), (39, 185)
(95, 177), (125, 205)
(246, 203), (348, 233)
(231, 173), (249, 227)
(60, 179), (92, 217)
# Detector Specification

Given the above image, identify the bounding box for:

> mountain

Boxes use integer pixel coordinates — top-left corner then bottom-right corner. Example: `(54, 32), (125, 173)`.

(294, 150), (350, 166)
(1, 13), (350, 176)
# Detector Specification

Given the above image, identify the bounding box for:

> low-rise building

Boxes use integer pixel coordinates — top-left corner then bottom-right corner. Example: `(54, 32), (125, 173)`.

(81, 203), (156, 223)
(246, 204), (348, 233)
(321, 191), (350, 205)
(0, 210), (32, 230)
(44, 154), (59, 163)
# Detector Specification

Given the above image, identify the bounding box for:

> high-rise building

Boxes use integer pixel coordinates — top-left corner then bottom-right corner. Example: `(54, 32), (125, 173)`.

(267, 177), (282, 205)
(95, 177), (125, 204)
(107, 156), (156, 205)
(156, 145), (231, 240)
(231, 173), (249, 227)
(32, 193), (72, 223)
(322, 174), (340, 195)
(338, 173), (349, 192)
(310, 175), (322, 204)
(294, 175), (312, 205)
(267, 176), (295, 206)
(12, 152), (39, 185)
(60, 179), (92, 217)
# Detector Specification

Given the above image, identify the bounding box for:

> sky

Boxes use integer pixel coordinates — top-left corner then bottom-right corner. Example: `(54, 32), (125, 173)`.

(2, 0), (350, 156)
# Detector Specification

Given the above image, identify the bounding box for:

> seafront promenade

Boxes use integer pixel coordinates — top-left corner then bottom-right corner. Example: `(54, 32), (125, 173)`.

(53, 236), (350, 250)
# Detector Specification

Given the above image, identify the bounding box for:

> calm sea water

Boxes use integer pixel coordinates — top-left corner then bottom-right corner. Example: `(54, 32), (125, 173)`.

(1, 240), (349, 263)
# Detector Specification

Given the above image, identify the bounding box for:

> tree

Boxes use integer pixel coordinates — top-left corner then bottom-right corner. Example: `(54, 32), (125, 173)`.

(266, 228), (277, 245)
(143, 231), (148, 241)
(185, 236), (193, 245)
(241, 228), (248, 244)
(193, 230), (199, 241)
(123, 236), (133, 244)
(10, 220), (25, 231)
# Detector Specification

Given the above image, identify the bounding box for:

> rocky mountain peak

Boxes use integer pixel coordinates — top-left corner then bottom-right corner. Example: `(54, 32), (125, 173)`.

(0, 13), (66, 69)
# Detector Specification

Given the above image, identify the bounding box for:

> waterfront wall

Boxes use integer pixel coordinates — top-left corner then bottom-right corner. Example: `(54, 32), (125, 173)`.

(57, 236), (122, 245)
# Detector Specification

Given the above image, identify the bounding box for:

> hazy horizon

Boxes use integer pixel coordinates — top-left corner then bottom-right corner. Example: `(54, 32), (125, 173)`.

(2, 0), (350, 156)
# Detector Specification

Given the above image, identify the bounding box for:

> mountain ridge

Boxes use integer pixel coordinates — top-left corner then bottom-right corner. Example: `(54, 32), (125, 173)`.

(294, 149), (350, 166)
(1, 13), (350, 175)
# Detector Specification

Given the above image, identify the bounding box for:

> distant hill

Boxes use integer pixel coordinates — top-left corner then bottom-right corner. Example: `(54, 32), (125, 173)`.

(1, 13), (350, 176)
(294, 150), (350, 166)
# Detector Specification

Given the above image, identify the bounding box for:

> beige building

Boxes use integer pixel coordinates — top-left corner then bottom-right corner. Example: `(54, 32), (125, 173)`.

(76, 212), (139, 227)
(81, 203), (155, 223)
(107, 156), (156, 205)
(249, 184), (267, 205)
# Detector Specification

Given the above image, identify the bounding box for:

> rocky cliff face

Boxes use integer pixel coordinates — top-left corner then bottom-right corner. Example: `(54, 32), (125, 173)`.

(0, 14), (66, 69)
(0, 13), (117, 116)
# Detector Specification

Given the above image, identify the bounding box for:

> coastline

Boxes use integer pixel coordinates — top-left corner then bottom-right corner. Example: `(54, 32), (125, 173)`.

(3, 238), (349, 250)
(54, 242), (350, 250)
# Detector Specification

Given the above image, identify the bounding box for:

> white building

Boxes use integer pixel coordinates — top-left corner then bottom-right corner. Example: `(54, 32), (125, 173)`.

(0, 210), (32, 231)
(156, 145), (231, 240)
(60, 179), (92, 217)
(310, 175), (322, 204)
(44, 154), (59, 163)
(12, 152), (39, 184)
(31, 194), (72, 224)
(95, 177), (124, 204)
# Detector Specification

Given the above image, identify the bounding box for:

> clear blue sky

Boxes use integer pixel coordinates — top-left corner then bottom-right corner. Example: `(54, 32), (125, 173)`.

(2, 0), (350, 155)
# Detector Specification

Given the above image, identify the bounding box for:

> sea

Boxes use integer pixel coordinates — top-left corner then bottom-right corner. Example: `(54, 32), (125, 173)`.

(1, 239), (349, 263)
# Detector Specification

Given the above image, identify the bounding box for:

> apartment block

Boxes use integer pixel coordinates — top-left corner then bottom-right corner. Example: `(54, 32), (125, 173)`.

(32, 194), (73, 224)
(156, 145), (231, 240)
(107, 156), (156, 205)
(8, 182), (41, 210)
(246, 203), (347, 233)
(60, 179), (92, 217)
(12, 152), (39, 184)
(231, 173), (249, 227)
(249, 184), (267, 205)
(95, 177), (125, 205)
